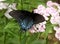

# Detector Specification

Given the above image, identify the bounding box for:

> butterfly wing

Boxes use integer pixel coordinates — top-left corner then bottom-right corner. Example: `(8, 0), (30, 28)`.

(9, 10), (34, 31)
(31, 13), (45, 24)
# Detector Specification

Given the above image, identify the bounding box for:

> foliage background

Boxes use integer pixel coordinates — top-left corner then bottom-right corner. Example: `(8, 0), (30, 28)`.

(0, 0), (60, 44)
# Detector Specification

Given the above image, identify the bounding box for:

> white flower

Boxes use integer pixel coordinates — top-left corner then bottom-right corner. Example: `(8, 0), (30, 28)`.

(43, 15), (49, 20)
(4, 3), (17, 19)
(8, 3), (17, 10)
(4, 8), (13, 19)
(0, 0), (5, 1)
(0, 2), (9, 9)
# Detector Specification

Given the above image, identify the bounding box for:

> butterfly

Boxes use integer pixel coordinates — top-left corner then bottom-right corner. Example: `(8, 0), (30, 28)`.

(9, 10), (45, 31)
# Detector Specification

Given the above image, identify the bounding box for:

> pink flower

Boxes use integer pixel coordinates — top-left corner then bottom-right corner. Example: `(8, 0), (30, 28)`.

(54, 26), (60, 40)
(54, 26), (60, 32)
(34, 9), (41, 14)
(35, 21), (46, 32)
(29, 21), (46, 33)
(47, 7), (59, 16)
(55, 32), (60, 40)
(36, 24), (46, 32)
(50, 16), (60, 24)
(37, 5), (45, 10)
(43, 8), (50, 16)
(50, 16), (57, 24)
(47, 1), (60, 9)
(29, 25), (36, 33)
(34, 5), (45, 15)
(47, 1), (53, 7)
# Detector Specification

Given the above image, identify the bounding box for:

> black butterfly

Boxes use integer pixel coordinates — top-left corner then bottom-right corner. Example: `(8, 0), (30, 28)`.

(9, 10), (45, 31)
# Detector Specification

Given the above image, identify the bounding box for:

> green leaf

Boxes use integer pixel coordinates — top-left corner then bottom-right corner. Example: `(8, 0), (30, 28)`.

(31, 39), (46, 44)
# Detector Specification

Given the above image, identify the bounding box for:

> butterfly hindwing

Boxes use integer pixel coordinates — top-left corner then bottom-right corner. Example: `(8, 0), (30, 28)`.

(32, 13), (45, 24)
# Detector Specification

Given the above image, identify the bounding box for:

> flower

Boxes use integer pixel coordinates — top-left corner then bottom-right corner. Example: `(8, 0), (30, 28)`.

(0, 0), (5, 1)
(35, 21), (46, 32)
(0, 2), (9, 9)
(50, 16), (60, 25)
(4, 3), (17, 19)
(43, 15), (49, 20)
(54, 26), (60, 32)
(8, 3), (17, 10)
(54, 26), (60, 40)
(29, 21), (46, 33)
(47, 1), (53, 7)
(46, 7), (59, 17)
(29, 25), (36, 33)
(4, 8), (13, 19)
(34, 5), (45, 15)
(47, 1), (60, 9)
(55, 31), (60, 40)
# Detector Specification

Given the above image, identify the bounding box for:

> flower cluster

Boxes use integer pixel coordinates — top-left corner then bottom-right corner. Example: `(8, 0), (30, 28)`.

(29, 21), (46, 33)
(29, 1), (60, 40)
(0, 0), (17, 19)
(47, 1), (60, 40)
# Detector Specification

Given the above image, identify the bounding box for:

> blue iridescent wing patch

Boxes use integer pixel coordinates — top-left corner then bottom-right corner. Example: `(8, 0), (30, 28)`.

(20, 17), (33, 31)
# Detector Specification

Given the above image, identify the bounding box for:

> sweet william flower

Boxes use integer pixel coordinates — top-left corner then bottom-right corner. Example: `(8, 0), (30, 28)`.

(37, 5), (45, 10)
(47, 1), (53, 7)
(35, 22), (46, 32)
(54, 26), (60, 32)
(29, 21), (46, 33)
(50, 16), (60, 25)
(34, 5), (45, 15)
(47, 1), (60, 9)
(55, 32), (60, 40)
(46, 7), (59, 17)
(29, 25), (36, 33)
(54, 26), (60, 40)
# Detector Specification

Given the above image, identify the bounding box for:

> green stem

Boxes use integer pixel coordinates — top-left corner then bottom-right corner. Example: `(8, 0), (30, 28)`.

(21, 0), (23, 10)
(4, 32), (8, 44)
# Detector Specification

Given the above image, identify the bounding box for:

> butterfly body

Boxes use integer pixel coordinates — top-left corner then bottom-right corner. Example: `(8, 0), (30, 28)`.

(9, 10), (45, 31)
